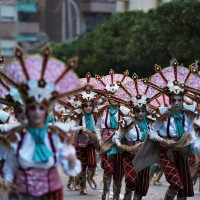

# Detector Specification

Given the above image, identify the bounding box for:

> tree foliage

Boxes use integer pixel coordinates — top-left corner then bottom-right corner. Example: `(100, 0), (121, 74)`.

(51, 1), (200, 78)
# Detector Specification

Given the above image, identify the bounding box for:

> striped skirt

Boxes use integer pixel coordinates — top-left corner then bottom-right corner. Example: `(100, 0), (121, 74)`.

(123, 152), (150, 196)
(76, 143), (97, 171)
(159, 146), (194, 198)
(101, 152), (124, 183)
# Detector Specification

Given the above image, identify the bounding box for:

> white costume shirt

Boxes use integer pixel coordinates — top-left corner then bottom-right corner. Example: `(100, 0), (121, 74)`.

(4, 128), (81, 182)
(113, 125), (143, 147)
(95, 107), (122, 140)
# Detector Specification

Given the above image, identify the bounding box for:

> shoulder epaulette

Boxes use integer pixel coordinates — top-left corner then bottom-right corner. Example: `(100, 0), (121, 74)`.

(97, 105), (109, 117)
(70, 112), (83, 121)
(157, 111), (170, 121)
(184, 110), (197, 120)
(6, 124), (26, 143)
(146, 117), (154, 125)
(49, 123), (73, 144)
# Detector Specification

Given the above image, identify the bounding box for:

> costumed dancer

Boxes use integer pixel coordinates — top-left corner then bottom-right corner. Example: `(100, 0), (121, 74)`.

(0, 47), (84, 200)
(134, 60), (200, 200)
(70, 72), (99, 195)
(94, 69), (132, 200)
(109, 74), (165, 200)
(0, 58), (26, 199)
(58, 96), (82, 191)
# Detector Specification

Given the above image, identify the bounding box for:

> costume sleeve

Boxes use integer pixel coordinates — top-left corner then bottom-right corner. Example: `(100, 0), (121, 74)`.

(95, 116), (103, 140)
(188, 117), (200, 154)
(70, 120), (82, 132)
(149, 120), (163, 142)
(53, 134), (81, 177)
(112, 128), (124, 147)
(0, 123), (21, 135)
(1, 144), (17, 183)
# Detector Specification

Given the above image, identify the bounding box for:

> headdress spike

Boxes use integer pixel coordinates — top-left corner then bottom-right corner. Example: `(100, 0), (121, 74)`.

(40, 46), (52, 80)
(55, 57), (78, 84)
(155, 64), (168, 83)
(132, 73), (139, 96)
(172, 59), (179, 83)
(86, 72), (91, 84)
(15, 47), (30, 80)
(95, 74), (106, 87)
(109, 69), (114, 86)
(121, 70), (129, 83)
(117, 81), (132, 97)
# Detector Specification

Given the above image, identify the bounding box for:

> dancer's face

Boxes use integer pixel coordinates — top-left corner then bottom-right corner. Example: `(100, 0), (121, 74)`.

(27, 104), (46, 127)
(83, 103), (93, 114)
(170, 95), (183, 112)
(134, 108), (146, 121)
(109, 99), (119, 106)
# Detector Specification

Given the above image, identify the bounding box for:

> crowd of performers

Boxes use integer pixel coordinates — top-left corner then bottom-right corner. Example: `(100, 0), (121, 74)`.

(0, 48), (200, 200)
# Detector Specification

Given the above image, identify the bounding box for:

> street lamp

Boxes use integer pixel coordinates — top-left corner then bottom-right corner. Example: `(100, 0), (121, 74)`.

(62, 0), (80, 42)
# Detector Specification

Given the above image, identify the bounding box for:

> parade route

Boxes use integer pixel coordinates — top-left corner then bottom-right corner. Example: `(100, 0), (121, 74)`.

(59, 167), (200, 200)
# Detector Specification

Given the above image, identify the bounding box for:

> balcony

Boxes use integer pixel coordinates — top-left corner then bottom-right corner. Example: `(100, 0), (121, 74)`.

(80, 1), (116, 13)
(0, 21), (39, 38)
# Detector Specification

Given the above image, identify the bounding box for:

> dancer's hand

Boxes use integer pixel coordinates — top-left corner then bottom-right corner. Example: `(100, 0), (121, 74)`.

(183, 131), (192, 140)
(81, 127), (88, 133)
(98, 139), (103, 147)
(81, 127), (89, 138)
(119, 145), (127, 151)
(162, 139), (175, 146)
(1, 180), (16, 193)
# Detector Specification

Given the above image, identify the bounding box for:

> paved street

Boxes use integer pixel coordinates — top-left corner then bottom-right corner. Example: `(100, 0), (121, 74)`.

(59, 166), (200, 200)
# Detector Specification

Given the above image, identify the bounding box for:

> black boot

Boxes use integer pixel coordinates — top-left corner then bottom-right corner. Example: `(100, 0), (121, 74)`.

(79, 172), (87, 195)
(87, 168), (97, 190)
(102, 173), (111, 200)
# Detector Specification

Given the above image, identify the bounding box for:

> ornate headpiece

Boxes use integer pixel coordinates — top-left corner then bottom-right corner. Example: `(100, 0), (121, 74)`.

(179, 64), (200, 98)
(143, 60), (198, 98)
(0, 47), (83, 109)
(107, 73), (167, 109)
(78, 72), (99, 104)
(94, 69), (132, 95)
(0, 57), (23, 107)
(59, 96), (82, 110)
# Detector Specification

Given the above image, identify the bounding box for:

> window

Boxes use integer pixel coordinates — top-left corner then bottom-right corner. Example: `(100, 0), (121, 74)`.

(0, 4), (17, 22)
(17, 33), (37, 42)
(1, 39), (17, 56)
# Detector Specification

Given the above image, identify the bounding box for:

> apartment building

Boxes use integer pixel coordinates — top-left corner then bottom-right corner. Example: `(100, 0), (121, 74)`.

(44, 0), (116, 42)
(0, 0), (41, 56)
(113, 0), (175, 12)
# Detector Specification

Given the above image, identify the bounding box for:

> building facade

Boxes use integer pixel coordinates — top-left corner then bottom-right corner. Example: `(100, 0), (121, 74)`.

(44, 0), (116, 42)
(0, 0), (41, 56)
(113, 0), (175, 12)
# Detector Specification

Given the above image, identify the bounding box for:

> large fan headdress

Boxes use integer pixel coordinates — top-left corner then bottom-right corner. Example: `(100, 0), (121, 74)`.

(179, 63), (200, 98)
(142, 60), (198, 98)
(107, 73), (168, 110)
(94, 69), (132, 95)
(0, 47), (84, 109)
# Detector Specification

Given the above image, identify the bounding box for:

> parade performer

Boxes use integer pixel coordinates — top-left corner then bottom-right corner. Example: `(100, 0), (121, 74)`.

(58, 96), (82, 191)
(109, 73), (165, 200)
(70, 72), (99, 195)
(0, 47), (83, 200)
(135, 60), (200, 200)
(94, 69), (132, 200)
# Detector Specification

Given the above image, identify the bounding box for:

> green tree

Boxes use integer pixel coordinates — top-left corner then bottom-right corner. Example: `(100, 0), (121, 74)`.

(52, 1), (200, 78)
